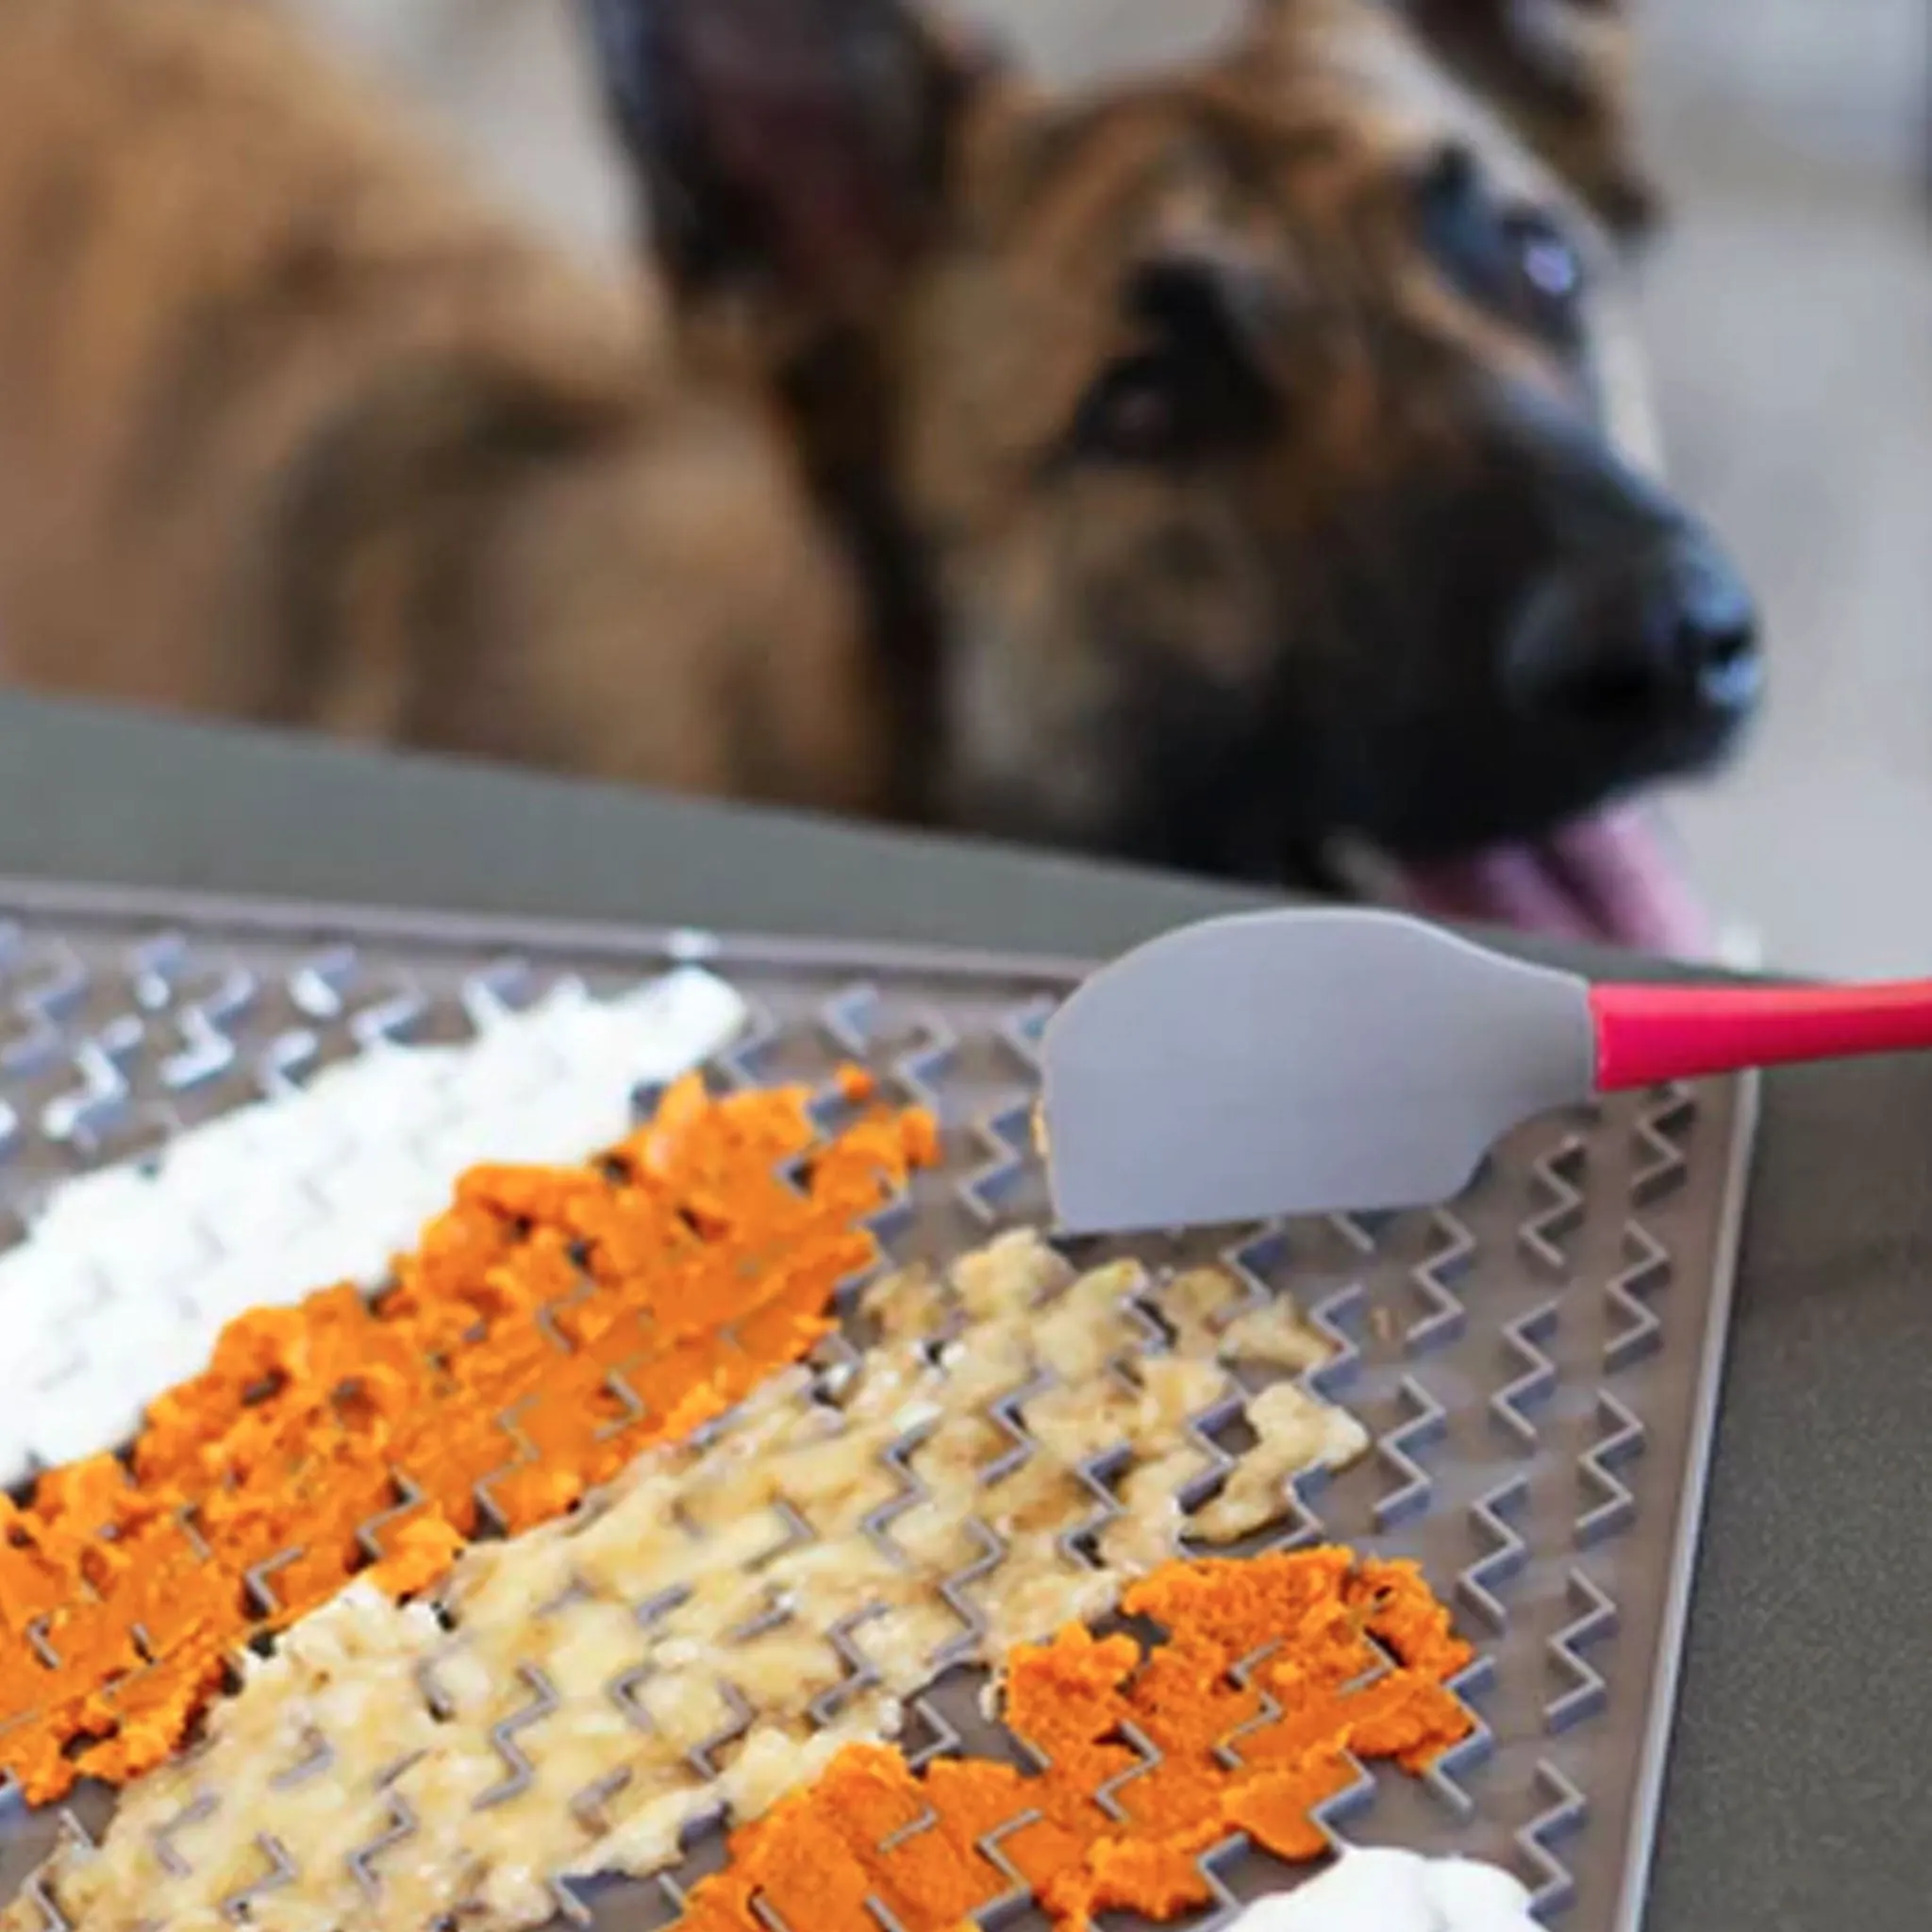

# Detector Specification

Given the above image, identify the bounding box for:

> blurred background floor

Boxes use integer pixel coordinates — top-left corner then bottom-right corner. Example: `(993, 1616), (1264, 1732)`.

(290, 0), (1932, 976)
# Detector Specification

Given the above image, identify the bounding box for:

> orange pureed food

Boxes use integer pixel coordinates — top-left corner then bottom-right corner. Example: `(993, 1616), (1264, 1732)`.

(680, 1550), (1474, 1932)
(0, 1072), (935, 1803)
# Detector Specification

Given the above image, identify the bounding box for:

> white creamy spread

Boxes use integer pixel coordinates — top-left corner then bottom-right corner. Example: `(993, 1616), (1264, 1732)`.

(1231, 1849), (1540, 1932)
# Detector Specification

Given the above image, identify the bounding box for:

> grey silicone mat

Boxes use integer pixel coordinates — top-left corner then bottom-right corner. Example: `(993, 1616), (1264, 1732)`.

(0, 879), (1756, 1932)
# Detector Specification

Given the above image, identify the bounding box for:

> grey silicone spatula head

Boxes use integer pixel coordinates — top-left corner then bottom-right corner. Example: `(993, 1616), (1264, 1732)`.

(1040, 908), (1598, 1234)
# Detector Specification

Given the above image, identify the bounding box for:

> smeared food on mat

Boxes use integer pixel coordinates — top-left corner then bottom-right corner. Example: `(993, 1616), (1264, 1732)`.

(9, 1233), (1368, 1931)
(0, 1072), (934, 1800)
(0, 971), (749, 1484)
(678, 1551), (1474, 1932)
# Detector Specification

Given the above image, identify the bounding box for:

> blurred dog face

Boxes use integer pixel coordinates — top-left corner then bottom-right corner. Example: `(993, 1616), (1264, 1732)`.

(585, 0), (1756, 948)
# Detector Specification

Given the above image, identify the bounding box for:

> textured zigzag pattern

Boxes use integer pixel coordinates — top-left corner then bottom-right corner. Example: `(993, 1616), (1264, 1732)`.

(1491, 1299), (1562, 1447)
(1300, 1281), (1366, 1401)
(1520, 1137), (1588, 1274)
(1091, 1719), (1163, 1823)
(1407, 1210), (1476, 1353)
(721, 979), (953, 1299)
(0, 962), (747, 1481)
(1605, 1223), (1673, 1373)
(216, 1833), (297, 1923)
(148, 1793), (215, 1881)
(910, 1695), (970, 1770)
(730, 1803), (1058, 1932)
(479, 1665), (563, 1807)
(5, 937), (435, 1154)
(472, 1398), (546, 1539)
(1545, 1569), (1620, 1734)
(1213, 1228), (1282, 1332)
(1423, 1652), (1500, 1820)
(1575, 1391), (1647, 1548)
(1459, 1476), (1531, 1635)
(968, 1807), (1041, 1924)
(934, 1520), (1008, 1670)
(897, 987), (1038, 1230)
(0, 910), (1755, 1932)
(979, 1366), (1058, 1484)
(687, 1685), (758, 1782)
(1304, 1749), (1382, 1849)
(1631, 1087), (1696, 1206)
(1374, 1376), (1449, 1530)
(808, 1609), (891, 1728)
(269, 1728), (335, 1793)
(15, 1817), (91, 1932)
(1214, 1642), (1286, 1771)
(4, 940), (96, 1084)
(241, 1548), (305, 1620)
(1058, 1434), (1140, 1571)
(345, 1793), (417, 1904)
(1518, 1762), (1590, 1916)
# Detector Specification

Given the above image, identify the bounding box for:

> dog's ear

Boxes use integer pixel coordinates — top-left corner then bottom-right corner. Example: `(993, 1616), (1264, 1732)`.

(580, 0), (991, 330)
(1392, 0), (1664, 242)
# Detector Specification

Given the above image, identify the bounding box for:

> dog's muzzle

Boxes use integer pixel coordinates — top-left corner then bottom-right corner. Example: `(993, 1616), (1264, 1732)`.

(1505, 522), (1762, 772)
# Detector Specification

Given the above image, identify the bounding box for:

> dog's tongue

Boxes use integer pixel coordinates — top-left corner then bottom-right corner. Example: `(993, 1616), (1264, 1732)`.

(1399, 806), (1714, 959)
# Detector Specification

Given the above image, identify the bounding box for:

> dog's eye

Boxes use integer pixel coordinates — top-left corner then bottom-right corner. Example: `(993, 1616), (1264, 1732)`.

(1067, 260), (1276, 466)
(1496, 207), (1588, 338)
(1417, 144), (1589, 350)
(1070, 353), (1195, 463)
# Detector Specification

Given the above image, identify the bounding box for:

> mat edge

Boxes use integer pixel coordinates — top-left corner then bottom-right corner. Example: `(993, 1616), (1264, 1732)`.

(1611, 1070), (1759, 1932)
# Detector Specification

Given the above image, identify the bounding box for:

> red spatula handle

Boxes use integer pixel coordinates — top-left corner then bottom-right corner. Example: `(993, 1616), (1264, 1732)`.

(1591, 978), (1932, 1091)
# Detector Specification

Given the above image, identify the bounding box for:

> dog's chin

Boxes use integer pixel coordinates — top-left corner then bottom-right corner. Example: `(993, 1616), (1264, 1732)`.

(1338, 803), (1714, 961)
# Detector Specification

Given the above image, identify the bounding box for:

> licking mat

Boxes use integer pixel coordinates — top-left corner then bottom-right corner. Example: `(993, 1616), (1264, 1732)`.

(0, 881), (1756, 1932)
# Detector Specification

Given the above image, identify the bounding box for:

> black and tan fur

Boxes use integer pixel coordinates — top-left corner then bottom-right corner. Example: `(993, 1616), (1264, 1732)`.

(0, 0), (1744, 893)
(1400, 0), (1660, 240)
(0, 0), (884, 811)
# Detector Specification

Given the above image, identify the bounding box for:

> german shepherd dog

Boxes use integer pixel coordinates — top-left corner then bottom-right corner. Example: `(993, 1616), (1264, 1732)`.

(0, 0), (1756, 951)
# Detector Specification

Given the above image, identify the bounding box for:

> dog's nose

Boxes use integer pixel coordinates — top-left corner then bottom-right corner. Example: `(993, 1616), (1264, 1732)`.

(1511, 531), (1762, 741)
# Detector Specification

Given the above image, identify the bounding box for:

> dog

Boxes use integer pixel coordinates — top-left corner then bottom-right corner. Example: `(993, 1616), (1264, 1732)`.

(0, 0), (1756, 951)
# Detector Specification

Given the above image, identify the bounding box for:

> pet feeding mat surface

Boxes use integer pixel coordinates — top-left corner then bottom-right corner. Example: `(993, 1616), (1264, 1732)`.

(0, 883), (1755, 1932)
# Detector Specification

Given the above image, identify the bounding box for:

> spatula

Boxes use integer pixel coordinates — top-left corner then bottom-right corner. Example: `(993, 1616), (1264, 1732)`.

(1040, 907), (1932, 1235)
